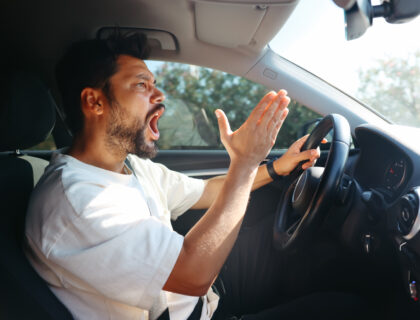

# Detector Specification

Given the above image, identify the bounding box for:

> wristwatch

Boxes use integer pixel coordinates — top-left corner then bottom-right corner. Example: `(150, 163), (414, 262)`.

(266, 158), (283, 181)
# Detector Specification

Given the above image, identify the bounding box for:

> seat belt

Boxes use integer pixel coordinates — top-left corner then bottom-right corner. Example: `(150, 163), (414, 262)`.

(125, 158), (136, 177)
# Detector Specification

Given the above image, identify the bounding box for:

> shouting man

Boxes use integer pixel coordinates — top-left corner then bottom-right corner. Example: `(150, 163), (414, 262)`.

(24, 33), (320, 320)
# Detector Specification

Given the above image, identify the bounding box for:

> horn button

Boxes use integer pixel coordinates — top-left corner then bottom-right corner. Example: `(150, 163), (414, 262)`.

(292, 167), (324, 215)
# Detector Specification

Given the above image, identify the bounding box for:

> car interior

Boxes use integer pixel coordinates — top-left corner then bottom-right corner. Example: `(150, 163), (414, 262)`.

(1, 0), (420, 319)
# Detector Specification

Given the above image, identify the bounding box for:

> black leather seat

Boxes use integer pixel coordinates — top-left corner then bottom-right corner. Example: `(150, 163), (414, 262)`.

(0, 72), (73, 319)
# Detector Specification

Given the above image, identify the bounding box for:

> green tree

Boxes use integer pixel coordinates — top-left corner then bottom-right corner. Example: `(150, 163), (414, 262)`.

(357, 51), (420, 127)
(154, 62), (320, 150)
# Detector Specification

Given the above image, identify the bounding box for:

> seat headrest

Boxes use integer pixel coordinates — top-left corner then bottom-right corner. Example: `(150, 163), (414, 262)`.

(0, 72), (56, 152)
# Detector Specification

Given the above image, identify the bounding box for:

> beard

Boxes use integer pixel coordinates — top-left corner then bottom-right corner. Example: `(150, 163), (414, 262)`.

(105, 106), (158, 159)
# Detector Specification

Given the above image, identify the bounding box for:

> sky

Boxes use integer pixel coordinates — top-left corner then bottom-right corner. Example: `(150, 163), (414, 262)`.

(269, 0), (420, 96)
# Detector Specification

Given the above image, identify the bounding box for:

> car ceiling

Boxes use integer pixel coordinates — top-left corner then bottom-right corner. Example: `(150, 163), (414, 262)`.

(2, 0), (390, 133)
(1, 0), (298, 88)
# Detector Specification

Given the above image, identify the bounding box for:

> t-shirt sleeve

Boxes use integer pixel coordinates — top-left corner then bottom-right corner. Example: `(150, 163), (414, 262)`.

(47, 185), (184, 311)
(153, 162), (206, 220)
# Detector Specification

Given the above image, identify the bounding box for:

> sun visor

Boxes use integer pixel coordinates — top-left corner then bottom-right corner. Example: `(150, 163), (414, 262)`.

(194, 0), (298, 49)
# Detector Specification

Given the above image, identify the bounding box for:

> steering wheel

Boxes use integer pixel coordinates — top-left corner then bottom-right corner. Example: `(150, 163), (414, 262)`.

(273, 114), (351, 251)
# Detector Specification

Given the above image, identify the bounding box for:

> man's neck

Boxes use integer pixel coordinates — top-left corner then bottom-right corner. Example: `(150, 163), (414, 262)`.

(67, 134), (127, 174)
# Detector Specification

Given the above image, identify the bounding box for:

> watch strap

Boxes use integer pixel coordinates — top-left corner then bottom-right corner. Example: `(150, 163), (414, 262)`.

(266, 158), (282, 181)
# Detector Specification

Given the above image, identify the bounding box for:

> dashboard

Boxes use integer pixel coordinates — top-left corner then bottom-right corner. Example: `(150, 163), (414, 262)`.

(347, 124), (420, 305)
(354, 126), (414, 202)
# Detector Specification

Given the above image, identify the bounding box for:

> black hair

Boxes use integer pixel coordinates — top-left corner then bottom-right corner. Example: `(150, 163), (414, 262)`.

(55, 32), (150, 136)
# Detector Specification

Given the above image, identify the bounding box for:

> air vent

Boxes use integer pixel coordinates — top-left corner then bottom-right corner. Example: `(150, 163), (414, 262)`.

(398, 188), (420, 240)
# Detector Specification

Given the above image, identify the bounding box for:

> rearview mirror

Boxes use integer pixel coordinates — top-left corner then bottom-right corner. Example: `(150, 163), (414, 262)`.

(333, 0), (420, 40)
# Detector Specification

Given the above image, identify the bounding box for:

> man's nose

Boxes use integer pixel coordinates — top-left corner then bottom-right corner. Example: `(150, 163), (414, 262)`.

(151, 87), (165, 104)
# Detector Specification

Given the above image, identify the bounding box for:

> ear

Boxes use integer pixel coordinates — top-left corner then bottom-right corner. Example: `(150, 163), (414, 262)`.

(80, 87), (105, 116)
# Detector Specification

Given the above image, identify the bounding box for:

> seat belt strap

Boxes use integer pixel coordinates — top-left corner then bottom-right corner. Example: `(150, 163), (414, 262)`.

(125, 157), (136, 178)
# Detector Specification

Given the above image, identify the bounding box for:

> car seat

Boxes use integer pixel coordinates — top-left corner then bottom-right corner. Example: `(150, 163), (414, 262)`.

(0, 72), (73, 319)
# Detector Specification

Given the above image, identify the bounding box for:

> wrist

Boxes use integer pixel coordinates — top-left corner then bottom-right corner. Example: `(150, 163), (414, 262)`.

(230, 158), (259, 177)
(268, 158), (287, 179)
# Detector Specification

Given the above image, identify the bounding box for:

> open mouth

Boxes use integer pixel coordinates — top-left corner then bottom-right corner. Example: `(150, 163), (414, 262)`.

(147, 104), (165, 141)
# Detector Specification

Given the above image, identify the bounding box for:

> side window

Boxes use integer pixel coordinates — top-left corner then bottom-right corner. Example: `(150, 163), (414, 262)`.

(149, 62), (321, 150)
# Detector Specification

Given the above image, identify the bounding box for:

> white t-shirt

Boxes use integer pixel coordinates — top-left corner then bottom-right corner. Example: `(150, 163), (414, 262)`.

(24, 153), (219, 320)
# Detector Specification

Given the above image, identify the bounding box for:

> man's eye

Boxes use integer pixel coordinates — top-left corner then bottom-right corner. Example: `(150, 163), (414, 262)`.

(137, 82), (146, 88)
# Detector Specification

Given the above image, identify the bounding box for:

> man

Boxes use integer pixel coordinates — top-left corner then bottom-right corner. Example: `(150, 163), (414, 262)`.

(24, 33), (320, 320)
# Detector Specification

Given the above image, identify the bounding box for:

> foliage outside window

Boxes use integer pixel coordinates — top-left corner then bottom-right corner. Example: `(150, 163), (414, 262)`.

(154, 62), (320, 150)
(356, 51), (420, 127)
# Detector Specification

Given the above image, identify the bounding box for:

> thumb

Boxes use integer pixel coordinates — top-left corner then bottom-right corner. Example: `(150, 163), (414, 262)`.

(215, 109), (232, 141)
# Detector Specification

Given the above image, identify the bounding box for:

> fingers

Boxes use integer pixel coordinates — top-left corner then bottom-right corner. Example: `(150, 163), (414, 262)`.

(302, 161), (316, 170)
(215, 109), (232, 142)
(294, 149), (317, 162)
(215, 90), (291, 165)
(261, 91), (289, 128)
(293, 135), (328, 153)
(293, 134), (310, 150)
(248, 90), (288, 126)
(299, 148), (321, 170)
(294, 136), (326, 170)
(247, 91), (277, 124)
(270, 107), (289, 141)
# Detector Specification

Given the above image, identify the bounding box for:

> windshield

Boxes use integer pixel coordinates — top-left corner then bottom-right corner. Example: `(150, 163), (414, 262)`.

(270, 1), (420, 128)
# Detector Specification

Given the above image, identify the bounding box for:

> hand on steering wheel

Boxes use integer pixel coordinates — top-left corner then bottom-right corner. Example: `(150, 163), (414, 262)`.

(273, 135), (327, 177)
(273, 114), (351, 251)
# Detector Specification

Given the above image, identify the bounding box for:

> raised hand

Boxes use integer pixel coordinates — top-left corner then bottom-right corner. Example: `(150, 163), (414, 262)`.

(215, 90), (290, 169)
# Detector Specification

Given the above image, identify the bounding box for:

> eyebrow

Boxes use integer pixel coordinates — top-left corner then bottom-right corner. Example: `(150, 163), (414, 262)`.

(136, 73), (156, 84)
